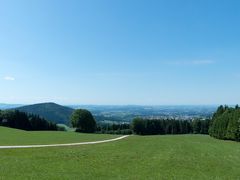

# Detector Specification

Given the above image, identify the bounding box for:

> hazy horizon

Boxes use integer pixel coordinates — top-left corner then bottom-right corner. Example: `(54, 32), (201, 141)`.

(0, 102), (224, 107)
(1, 0), (240, 105)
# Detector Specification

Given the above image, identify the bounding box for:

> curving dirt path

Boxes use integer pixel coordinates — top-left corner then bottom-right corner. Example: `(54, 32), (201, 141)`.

(0, 135), (129, 149)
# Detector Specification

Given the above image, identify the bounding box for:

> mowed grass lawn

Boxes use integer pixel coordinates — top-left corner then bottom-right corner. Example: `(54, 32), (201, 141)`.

(0, 127), (240, 179)
(0, 126), (120, 145)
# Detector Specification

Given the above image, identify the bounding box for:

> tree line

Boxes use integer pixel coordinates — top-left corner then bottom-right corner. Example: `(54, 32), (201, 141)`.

(209, 105), (240, 141)
(131, 118), (210, 135)
(96, 123), (132, 135)
(0, 110), (57, 131)
(3, 106), (239, 141)
(131, 105), (240, 142)
(70, 109), (211, 135)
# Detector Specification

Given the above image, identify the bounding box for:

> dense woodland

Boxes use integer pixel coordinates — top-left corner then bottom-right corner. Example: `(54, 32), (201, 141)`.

(131, 105), (240, 142)
(131, 118), (210, 135)
(209, 105), (240, 141)
(97, 123), (132, 135)
(0, 110), (57, 131)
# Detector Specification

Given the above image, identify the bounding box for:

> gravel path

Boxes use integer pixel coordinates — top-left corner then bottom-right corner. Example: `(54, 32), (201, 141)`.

(0, 135), (129, 149)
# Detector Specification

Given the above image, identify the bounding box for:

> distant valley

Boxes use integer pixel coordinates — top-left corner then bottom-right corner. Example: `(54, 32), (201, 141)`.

(0, 103), (218, 125)
(69, 105), (218, 123)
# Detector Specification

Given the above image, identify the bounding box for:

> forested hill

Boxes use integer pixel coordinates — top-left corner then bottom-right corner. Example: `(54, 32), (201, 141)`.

(15, 103), (74, 125)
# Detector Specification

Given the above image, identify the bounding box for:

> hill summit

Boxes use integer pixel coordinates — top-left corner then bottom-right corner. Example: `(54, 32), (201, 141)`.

(15, 102), (74, 125)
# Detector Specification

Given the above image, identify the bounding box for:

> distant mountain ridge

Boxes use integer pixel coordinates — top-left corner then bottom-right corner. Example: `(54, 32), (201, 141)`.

(15, 102), (74, 125)
(0, 103), (23, 110)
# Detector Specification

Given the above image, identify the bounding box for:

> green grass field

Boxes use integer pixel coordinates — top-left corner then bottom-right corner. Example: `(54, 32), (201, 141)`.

(0, 127), (240, 179)
(0, 126), (119, 145)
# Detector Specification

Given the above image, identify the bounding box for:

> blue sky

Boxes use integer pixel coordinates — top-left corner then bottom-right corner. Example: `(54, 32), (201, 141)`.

(0, 0), (240, 105)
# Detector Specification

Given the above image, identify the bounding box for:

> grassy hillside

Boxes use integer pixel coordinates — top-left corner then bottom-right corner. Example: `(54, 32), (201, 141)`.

(15, 102), (74, 125)
(0, 126), (118, 145)
(0, 128), (240, 179)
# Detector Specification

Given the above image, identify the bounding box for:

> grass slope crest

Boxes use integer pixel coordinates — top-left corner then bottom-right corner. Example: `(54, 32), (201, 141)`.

(15, 102), (74, 125)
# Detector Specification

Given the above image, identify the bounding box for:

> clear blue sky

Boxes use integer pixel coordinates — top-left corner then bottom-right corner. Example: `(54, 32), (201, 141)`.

(0, 0), (240, 105)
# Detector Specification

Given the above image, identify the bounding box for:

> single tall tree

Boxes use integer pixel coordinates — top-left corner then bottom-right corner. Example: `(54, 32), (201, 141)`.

(71, 109), (96, 133)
